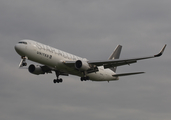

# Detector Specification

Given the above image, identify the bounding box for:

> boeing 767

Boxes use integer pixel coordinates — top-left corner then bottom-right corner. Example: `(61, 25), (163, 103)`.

(15, 40), (166, 83)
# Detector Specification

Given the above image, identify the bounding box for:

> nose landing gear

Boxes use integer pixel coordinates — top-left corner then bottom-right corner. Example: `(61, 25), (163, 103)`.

(19, 56), (27, 67)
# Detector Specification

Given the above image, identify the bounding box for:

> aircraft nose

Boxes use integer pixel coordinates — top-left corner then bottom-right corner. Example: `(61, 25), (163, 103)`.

(14, 44), (19, 52)
(14, 43), (25, 56)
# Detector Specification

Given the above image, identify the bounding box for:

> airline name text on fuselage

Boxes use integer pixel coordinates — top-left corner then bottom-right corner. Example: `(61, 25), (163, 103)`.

(37, 51), (52, 59)
(35, 42), (86, 61)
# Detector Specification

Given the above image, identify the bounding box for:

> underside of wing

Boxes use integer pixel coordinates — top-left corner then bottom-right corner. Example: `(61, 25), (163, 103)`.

(89, 59), (137, 69)
(63, 61), (99, 74)
(41, 65), (69, 76)
(41, 65), (53, 73)
(113, 72), (145, 77)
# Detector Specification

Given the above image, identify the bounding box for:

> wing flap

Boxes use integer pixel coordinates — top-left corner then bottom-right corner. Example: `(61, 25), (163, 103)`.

(103, 60), (137, 68)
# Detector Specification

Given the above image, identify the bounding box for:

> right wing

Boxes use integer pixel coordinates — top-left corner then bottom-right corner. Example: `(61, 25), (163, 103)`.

(113, 72), (145, 77)
(88, 44), (166, 69)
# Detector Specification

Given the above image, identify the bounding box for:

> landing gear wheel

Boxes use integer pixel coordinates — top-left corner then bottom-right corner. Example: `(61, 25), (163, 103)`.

(22, 63), (27, 66)
(59, 78), (63, 83)
(80, 76), (90, 81)
(81, 77), (84, 81)
(53, 78), (63, 84)
(53, 79), (57, 83)
(54, 71), (63, 84)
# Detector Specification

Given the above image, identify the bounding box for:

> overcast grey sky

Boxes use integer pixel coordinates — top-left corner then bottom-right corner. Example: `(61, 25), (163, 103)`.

(0, 0), (170, 120)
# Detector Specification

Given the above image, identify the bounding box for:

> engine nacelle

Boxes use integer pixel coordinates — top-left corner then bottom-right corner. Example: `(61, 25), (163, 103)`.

(28, 64), (45, 75)
(75, 60), (90, 71)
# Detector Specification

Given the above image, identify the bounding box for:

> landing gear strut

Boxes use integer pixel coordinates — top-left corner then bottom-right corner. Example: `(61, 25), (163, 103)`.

(19, 56), (27, 67)
(53, 71), (63, 83)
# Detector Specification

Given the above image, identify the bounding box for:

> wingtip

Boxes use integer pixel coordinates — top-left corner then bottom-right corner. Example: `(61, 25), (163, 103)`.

(154, 44), (167, 57)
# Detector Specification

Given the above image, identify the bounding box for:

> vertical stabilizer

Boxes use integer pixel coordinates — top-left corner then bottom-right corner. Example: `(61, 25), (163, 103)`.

(108, 45), (122, 72)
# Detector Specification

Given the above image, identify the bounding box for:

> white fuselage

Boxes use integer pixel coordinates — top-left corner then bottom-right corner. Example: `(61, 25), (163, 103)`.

(15, 40), (119, 81)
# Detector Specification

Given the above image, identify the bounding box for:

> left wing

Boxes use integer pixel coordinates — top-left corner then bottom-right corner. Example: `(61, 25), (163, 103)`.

(88, 44), (166, 69)
(40, 65), (69, 76)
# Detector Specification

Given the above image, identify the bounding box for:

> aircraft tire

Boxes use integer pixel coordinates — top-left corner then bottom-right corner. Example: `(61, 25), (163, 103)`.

(53, 79), (63, 83)
(53, 79), (57, 83)
(59, 78), (63, 83)
(22, 63), (27, 66)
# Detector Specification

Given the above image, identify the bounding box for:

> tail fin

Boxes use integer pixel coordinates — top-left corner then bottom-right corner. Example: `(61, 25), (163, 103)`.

(108, 45), (122, 72)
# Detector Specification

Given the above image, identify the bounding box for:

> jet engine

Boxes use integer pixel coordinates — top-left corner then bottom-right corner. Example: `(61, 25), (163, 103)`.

(75, 60), (91, 71)
(28, 64), (45, 75)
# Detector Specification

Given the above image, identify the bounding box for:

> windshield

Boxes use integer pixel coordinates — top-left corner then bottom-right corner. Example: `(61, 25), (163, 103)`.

(18, 42), (27, 44)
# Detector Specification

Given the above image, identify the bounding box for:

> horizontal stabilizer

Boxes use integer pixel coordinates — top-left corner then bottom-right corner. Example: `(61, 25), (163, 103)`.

(113, 72), (145, 77)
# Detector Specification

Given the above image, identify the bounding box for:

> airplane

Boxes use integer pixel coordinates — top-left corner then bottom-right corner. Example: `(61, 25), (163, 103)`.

(14, 39), (166, 83)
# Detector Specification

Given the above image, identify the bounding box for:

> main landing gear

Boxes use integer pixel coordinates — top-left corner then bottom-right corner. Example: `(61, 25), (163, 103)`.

(53, 71), (63, 83)
(80, 76), (90, 81)
(80, 71), (90, 81)
(53, 78), (63, 83)
(19, 56), (27, 67)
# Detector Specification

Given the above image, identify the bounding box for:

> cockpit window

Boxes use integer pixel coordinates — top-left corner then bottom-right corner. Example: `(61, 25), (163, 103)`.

(18, 42), (27, 44)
